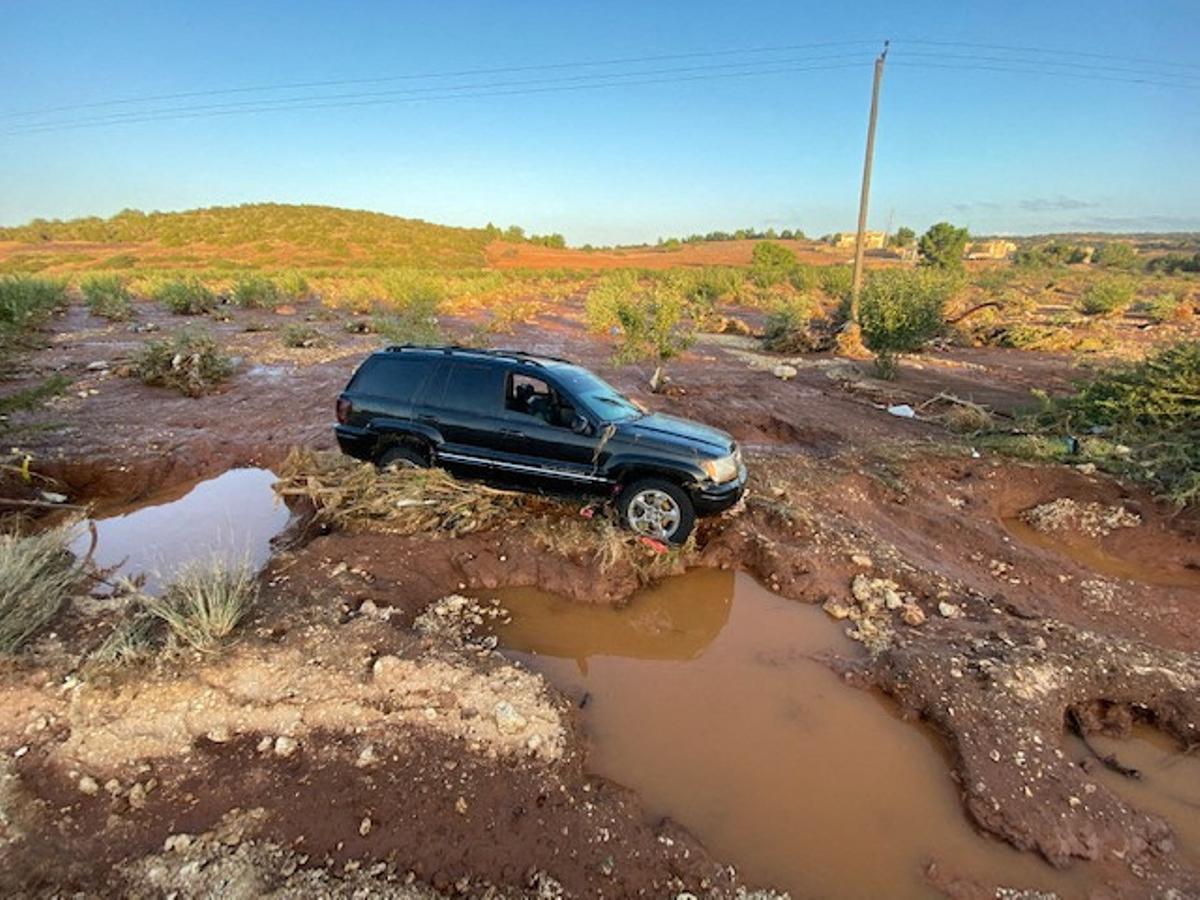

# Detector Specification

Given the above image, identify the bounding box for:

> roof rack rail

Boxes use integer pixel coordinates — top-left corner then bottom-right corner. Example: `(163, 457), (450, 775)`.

(382, 345), (572, 366)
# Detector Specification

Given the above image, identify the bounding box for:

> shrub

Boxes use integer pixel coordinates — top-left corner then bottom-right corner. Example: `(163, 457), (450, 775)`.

(1028, 340), (1200, 507)
(585, 271), (639, 334)
(1141, 292), (1192, 323)
(380, 270), (446, 312)
(276, 270), (310, 300)
(372, 308), (441, 345)
(81, 274), (134, 320)
(0, 275), (68, 345)
(134, 328), (234, 396)
(153, 277), (217, 315)
(1076, 278), (1135, 316)
(1092, 241), (1137, 269)
(0, 525), (79, 653)
(142, 560), (257, 651)
(859, 269), (959, 376)
(817, 266), (853, 303)
(1015, 241), (1088, 268)
(918, 222), (969, 270)
(750, 241), (798, 287)
(280, 323), (323, 347)
(762, 296), (816, 352)
(232, 274), (281, 308)
(890, 226), (916, 248)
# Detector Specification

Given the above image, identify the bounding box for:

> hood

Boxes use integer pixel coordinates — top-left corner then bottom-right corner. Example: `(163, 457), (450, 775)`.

(616, 412), (734, 457)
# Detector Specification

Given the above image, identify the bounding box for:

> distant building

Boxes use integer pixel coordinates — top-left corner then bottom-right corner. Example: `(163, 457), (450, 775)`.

(966, 239), (1017, 260)
(833, 230), (886, 250)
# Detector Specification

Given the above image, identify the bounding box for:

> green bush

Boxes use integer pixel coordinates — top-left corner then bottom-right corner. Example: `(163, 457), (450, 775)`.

(1076, 278), (1136, 316)
(1015, 241), (1087, 268)
(0, 275), (68, 345)
(763, 296), (816, 352)
(750, 241), (797, 287)
(134, 328), (234, 396)
(372, 308), (441, 345)
(817, 266), (853, 302)
(280, 323), (324, 348)
(1137, 292), (1185, 324)
(81, 274), (134, 320)
(890, 226), (916, 248)
(276, 270), (310, 300)
(0, 525), (80, 653)
(1028, 340), (1200, 507)
(380, 270), (445, 312)
(859, 269), (959, 376)
(585, 271), (639, 334)
(918, 222), (969, 270)
(232, 275), (281, 308)
(153, 277), (217, 315)
(1092, 241), (1137, 269)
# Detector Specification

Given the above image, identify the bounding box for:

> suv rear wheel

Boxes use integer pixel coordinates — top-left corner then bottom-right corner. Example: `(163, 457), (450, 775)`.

(618, 478), (695, 545)
(378, 444), (429, 471)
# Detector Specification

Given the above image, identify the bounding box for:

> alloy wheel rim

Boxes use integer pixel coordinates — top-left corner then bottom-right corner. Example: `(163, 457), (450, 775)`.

(627, 489), (681, 540)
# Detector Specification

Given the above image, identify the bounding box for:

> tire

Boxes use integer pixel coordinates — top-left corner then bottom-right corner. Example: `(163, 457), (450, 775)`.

(377, 443), (429, 471)
(618, 477), (696, 545)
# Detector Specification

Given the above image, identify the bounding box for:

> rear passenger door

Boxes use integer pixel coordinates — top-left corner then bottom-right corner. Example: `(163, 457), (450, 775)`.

(424, 360), (510, 474)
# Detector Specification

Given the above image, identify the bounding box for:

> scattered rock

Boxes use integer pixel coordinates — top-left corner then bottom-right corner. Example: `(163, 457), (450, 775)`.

(493, 701), (527, 735)
(359, 817), (372, 836)
(772, 364), (798, 381)
(900, 603), (926, 627)
(822, 598), (853, 620)
(78, 775), (99, 796)
(273, 736), (299, 758)
(938, 601), (964, 619)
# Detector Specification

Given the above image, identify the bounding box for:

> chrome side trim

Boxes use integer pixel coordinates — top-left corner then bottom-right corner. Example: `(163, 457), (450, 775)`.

(437, 451), (612, 483)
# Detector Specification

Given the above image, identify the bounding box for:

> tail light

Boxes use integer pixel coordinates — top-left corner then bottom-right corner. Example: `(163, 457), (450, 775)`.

(336, 396), (353, 424)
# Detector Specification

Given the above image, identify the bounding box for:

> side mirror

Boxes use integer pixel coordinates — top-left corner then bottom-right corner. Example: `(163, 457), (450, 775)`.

(571, 414), (591, 435)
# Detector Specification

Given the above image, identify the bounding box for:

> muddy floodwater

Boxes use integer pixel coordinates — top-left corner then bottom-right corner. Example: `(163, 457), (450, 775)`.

(492, 570), (1088, 899)
(70, 467), (291, 592)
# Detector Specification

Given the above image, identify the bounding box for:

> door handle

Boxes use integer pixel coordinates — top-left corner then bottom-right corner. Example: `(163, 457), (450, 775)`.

(417, 414), (439, 424)
(499, 428), (526, 438)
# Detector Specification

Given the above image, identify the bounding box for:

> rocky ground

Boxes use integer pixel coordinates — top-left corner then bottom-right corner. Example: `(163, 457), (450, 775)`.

(0, 293), (1198, 898)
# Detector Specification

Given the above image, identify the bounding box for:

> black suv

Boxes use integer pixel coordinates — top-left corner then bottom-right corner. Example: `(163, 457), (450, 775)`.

(334, 346), (746, 543)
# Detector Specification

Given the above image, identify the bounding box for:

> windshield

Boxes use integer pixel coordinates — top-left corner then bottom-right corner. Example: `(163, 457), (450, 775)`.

(551, 366), (643, 422)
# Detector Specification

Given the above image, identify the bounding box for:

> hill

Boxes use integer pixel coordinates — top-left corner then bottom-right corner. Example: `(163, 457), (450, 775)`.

(0, 203), (496, 271)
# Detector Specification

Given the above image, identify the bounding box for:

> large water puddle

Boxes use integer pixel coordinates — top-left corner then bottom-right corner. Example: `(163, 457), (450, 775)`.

(70, 468), (292, 593)
(1003, 516), (1200, 589)
(1077, 724), (1200, 869)
(492, 570), (1088, 899)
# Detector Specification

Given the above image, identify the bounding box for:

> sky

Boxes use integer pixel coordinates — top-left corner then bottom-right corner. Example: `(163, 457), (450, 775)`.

(1, 0), (1197, 245)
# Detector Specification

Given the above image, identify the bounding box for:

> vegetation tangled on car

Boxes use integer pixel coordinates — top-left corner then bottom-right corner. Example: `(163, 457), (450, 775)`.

(133, 327), (234, 396)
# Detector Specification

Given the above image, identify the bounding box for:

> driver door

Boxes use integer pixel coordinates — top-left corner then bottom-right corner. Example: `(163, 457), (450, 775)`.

(499, 371), (607, 490)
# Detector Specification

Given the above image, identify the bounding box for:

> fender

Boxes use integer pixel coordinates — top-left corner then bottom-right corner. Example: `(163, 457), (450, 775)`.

(603, 451), (707, 490)
(369, 417), (444, 448)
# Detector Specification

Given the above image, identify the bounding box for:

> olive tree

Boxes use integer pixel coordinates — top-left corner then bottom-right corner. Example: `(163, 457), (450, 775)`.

(859, 269), (960, 377)
(918, 222), (970, 270)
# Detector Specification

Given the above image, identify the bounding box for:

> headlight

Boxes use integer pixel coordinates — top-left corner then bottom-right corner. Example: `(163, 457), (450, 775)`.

(702, 454), (739, 484)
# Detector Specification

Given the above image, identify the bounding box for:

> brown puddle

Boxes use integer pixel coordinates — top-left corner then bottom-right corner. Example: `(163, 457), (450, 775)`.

(1075, 725), (1200, 869)
(69, 468), (292, 593)
(492, 571), (1089, 899)
(1003, 516), (1200, 589)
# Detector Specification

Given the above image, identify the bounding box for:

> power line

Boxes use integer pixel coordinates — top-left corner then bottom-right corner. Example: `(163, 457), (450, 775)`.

(0, 59), (876, 137)
(893, 38), (1200, 72)
(899, 50), (1200, 83)
(5, 52), (874, 133)
(0, 39), (881, 120)
(890, 60), (1200, 90)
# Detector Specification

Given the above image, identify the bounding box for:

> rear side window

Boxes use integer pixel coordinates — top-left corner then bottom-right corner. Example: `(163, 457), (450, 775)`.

(349, 356), (434, 404)
(440, 362), (503, 415)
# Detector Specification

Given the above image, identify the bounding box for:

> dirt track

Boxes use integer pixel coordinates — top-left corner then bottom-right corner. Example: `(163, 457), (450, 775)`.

(2, 293), (1199, 898)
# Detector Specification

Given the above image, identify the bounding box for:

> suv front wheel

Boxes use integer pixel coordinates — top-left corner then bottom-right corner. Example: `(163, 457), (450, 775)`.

(618, 478), (696, 545)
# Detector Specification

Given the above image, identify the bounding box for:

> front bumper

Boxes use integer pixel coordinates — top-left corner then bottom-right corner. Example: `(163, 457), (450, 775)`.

(690, 461), (748, 515)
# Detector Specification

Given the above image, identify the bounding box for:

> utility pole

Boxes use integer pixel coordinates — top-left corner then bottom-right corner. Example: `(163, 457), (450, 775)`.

(849, 40), (888, 322)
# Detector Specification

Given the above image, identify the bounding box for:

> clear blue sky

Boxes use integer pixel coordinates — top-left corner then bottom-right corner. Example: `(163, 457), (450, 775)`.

(1, 1), (1197, 244)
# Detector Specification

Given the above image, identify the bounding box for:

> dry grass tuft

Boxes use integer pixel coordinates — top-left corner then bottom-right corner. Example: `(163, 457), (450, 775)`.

(0, 525), (80, 653)
(527, 514), (694, 582)
(273, 448), (552, 536)
(142, 561), (258, 651)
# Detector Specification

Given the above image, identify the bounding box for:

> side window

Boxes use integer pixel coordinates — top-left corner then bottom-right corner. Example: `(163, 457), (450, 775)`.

(350, 356), (433, 403)
(506, 372), (575, 428)
(440, 362), (503, 415)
